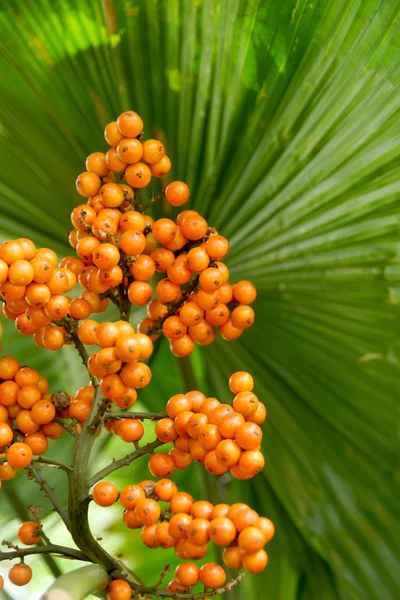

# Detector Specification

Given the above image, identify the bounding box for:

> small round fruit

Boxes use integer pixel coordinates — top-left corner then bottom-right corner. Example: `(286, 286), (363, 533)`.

(165, 181), (190, 206)
(8, 564), (32, 586)
(106, 579), (132, 600)
(198, 563), (226, 588)
(18, 521), (41, 545)
(92, 481), (119, 507)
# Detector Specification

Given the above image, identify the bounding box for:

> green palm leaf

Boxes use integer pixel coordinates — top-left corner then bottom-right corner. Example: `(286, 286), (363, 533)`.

(0, 1), (399, 598)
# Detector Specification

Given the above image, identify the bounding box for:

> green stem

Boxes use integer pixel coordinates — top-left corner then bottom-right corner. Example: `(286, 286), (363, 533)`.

(103, 411), (167, 421)
(67, 387), (140, 584)
(28, 466), (69, 528)
(88, 438), (165, 487)
(0, 544), (90, 563)
(39, 564), (110, 600)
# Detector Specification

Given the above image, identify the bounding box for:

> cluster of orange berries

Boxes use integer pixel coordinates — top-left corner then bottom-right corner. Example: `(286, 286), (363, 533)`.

(68, 109), (256, 359)
(0, 358), (65, 483)
(77, 111), (180, 201)
(77, 319), (153, 405)
(142, 221), (256, 356)
(93, 478), (273, 578)
(0, 238), (110, 350)
(152, 371), (265, 479)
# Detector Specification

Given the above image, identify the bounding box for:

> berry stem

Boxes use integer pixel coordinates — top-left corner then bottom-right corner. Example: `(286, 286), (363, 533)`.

(0, 543), (90, 563)
(54, 416), (79, 438)
(103, 410), (167, 421)
(0, 455), (71, 471)
(67, 386), (141, 585)
(27, 466), (69, 528)
(88, 438), (165, 487)
(124, 572), (245, 598)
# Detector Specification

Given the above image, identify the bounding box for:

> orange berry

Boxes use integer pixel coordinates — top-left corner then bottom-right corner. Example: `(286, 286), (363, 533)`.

(8, 564), (32, 586)
(120, 484), (145, 510)
(77, 319), (98, 345)
(8, 260), (34, 286)
(6, 443), (33, 469)
(150, 155), (171, 177)
(156, 278), (181, 303)
(123, 509), (142, 529)
(116, 137), (143, 164)
(100, 374), (126, 400)
(142, 139), (165, 164)
(204, 449), (229, 475)
(24, 432), (48, 455)
(231, 304), (255, 329)
(120, 361), (152, 388)
(130, 255), (155, 281)
(181, 213), (208, 241)
(117, 419), (144, 442)
(148, 452), (175, 478)
(76, 172), (101, 197)
(215, 439), (241, 466)
(0, 240), (24, 264)
(165, 181), (190, 206)
(117, 111), (143, 138)
(92, 481), (119, 507)
(105, 147), (127, 173)
(223, 545), (242, 569)
(228, 371), (254, 393)
(162, 316), (187, 340)
(170, 335), (195, 357)
(99, 183), (125, 208)
(187, 247), (210, 272)
(125, 162), (151, 188)
(104, 121), (124, 146)
(120, 230), (146, 255)
(238, 526), (266, 553)
(205, 235), (230, 259)
(233, 280), (257, 304)
(168, 513), (192, 539)
(170, 492), (193, 514)
(120, 210), (145, 232)
(127, 281), (153, 306)
(241, 549), (268, 573)
(151, 247), (175, 272)
(156, 522), (176, 548)
(18, 521), (41, 545)
(257, 517), (275, 543)
(0, 421), (13, 448)
(135, 497), (161, 525)
(114, 335), (140, 362)
(154, 478), (178, 502)
(174, 563), (199, 586)
(106, 579), (132, 600)
(86, 152), (109, 177)
(238, 449), (265, 476)
(190, 500), (213, 520)
(152, 218), (177, 245)
(169, 447), (193, 469)
(198, 563), (226, 588)
(233, 391), (259, 417)
(141, 524), (159, 548)
(219, 318), (243, 341)
(155, 418), (178, 443)
(235, 422), (263, 450)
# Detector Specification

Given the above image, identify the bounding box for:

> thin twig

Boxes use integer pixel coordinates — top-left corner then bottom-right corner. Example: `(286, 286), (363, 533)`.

(103, 411), (167, 421)
(27, 466), (69, 528)
(88, 439), (165, 487)
(0, 455), (71, 471)
(54, 416), (79, 438)
(0, 543), (90, 563)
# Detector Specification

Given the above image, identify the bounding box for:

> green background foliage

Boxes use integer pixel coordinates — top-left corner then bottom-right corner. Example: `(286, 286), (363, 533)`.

(0, 0), (399, 598)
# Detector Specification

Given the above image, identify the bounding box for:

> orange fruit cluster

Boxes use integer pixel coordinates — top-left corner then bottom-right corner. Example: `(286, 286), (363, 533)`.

(0, 238), (109, 350)
(77, 320), (153, 405)
(68, 109), (256, 359)
(0, 358), (65, 484)
(153, 371), (265, 479)
(92, 478), (273, 577)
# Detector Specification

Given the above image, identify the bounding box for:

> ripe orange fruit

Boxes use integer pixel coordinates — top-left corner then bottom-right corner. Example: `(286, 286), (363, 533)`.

(18, 521), (41, 545)
(165, 181), (190, 206)
(106, 579), (132, 600)
(92, 481), (119, 507)
(198, 563), (226, 588)
(8, 564), (32, 586)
